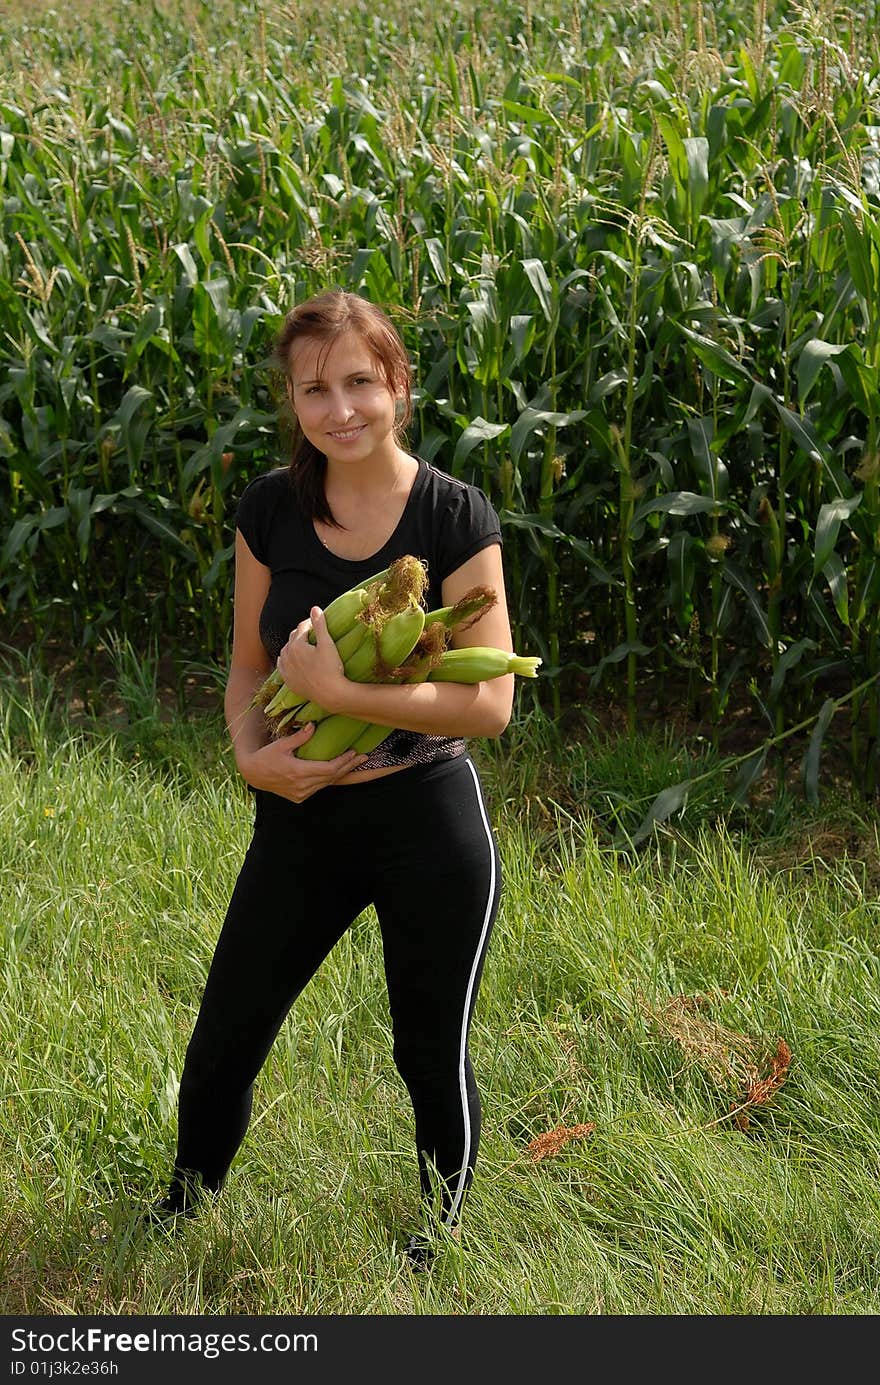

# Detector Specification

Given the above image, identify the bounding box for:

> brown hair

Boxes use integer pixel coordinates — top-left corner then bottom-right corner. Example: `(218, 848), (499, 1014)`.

(273, 289), (413, 527)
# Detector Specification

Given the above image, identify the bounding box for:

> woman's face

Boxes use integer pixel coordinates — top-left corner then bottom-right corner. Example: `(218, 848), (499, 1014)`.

(287, 331), (403, 468)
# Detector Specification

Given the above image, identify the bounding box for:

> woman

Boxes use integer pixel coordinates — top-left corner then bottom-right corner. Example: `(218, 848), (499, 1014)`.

(154, 289), (513, 1269)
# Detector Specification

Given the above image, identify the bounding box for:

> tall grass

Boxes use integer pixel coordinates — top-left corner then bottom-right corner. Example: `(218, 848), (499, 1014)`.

(3, 0), (880, 787)
(1, 672), (879, 1314)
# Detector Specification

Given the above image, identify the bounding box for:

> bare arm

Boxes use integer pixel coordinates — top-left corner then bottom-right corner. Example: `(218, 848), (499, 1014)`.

(276, 543), (515, 739)
(226, 530), (368, 801)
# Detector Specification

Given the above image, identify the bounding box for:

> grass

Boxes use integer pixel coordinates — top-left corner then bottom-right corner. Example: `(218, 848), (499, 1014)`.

(1, 660), (879, 1315)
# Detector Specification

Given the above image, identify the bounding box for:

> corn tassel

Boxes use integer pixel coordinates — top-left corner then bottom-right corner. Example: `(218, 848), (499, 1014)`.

(272, 705), (302, 734)
(420, 585), (497, 633)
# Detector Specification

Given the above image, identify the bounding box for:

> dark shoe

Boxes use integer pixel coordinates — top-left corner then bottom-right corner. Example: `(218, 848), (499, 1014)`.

(95, 1200), (189, 1245)
(404, 1233), (435, 1272)
(137, 1193), (200, 1233)
(97, 1183), (214, 1244)
(142, 1174), (220, 1227)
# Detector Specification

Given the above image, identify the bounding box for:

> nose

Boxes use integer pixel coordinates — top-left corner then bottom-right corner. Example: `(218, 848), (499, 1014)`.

(327, 389), (355, 424)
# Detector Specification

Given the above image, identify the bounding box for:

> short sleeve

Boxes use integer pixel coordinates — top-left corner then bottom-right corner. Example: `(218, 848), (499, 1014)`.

(235, 475), (271, 565)
(435, 481), (503, 583)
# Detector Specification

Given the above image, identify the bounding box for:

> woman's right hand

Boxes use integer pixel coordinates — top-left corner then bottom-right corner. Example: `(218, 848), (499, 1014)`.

(237, 723), (368, 802)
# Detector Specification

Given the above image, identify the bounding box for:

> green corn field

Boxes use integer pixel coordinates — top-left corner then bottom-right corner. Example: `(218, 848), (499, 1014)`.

(3, 0), (880, 788)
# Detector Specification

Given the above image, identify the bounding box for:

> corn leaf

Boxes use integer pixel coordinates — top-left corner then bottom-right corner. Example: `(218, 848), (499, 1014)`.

(628, 781), (690, 848)
(452, 418), (509, 471)
(732, 745), (768, 804)
(813, 493), (862, 576)
(797, 339), (848, 406)
(769, 638), (816, 699)
(521, 258), (553, 320)
(802, 698), (837, 804)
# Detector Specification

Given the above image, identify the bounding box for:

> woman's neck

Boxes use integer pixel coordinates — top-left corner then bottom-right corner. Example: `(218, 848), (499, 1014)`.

(323, 447), (417, 503)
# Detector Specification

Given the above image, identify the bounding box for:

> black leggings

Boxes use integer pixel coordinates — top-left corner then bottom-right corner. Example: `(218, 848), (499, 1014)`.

(171, 754), (501, 1223)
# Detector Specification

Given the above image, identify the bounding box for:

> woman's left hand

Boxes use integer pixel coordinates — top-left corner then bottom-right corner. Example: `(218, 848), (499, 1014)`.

(276, 606), (348, 709)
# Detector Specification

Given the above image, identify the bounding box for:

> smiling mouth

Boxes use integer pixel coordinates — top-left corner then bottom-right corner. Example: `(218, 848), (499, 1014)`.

(327, 425), (367, 440)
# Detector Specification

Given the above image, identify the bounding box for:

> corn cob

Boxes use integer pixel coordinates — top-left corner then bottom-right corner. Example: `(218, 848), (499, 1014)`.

(250, 566), (393, 710)
(351, 721), (394, 754)
(309, 563), (391, 645)
(348, 654), (435, 756)
(263, 612), (415, 725)
(260, 559), (426, 720)
(344, 645), (542, 755)
(263, 680), (301, 718)
(289, 603), (426, 727)
(271, 623), (437, 742)
(255, 563), (533, 758)
(344, 645), (444, 757)
(297, 638), (445, 757)
(334, 619), (371, 664)
(266, 619), (372, 721)
(349, 602), (426, 679)
(295, 714), (371, 761)
(309, 590), (494, 726)
(426, 648), (542, 682)
(269, 631), (381, 731)
(320, 582), (372, 641)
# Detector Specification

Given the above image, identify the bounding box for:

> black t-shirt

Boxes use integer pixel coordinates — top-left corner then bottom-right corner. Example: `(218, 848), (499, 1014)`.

(235, 458), (503, 771)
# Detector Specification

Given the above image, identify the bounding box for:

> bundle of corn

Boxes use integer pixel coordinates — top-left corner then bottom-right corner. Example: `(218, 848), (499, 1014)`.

(250, 554), (542, 759)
